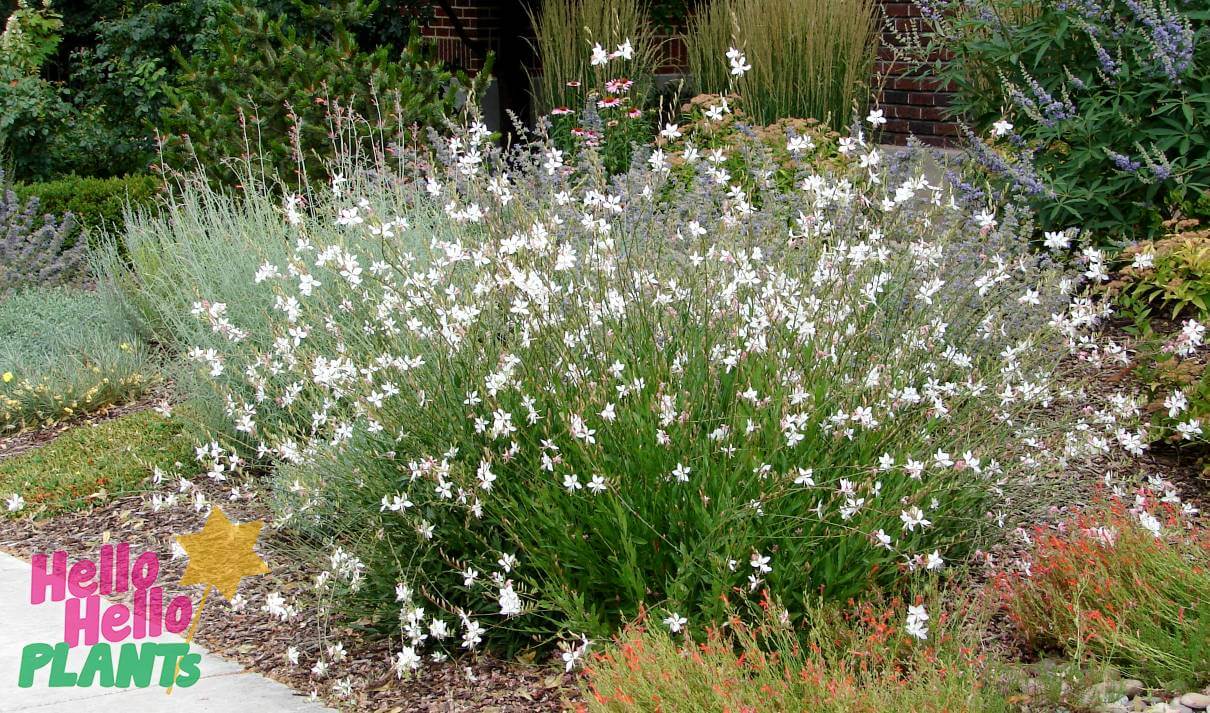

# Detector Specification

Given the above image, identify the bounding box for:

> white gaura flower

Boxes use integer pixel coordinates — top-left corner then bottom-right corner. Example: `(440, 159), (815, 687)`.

(599, 403), (617, 422)
(1043, 230), (1072, 250)
(750, 551), (772, 574)
(866, 108), (887, 127)
(726, 47), (751, 76)
(659, 123), (682, 140)
(1131, 251), (1155, 269)
(562, 473), (582, 492)
(497, 553), (517, 572)
(1176, 418), (1202, 440)
(461, 617), (484, 649)
(991, 119), (1014, 137)
(787, 135), (814, 153)
(394, 647), (421, 677)
(614, 39), (635, 60)
(543, 148), (564, 176)
(569, 413), (596, 443)
(663, 612), (687, 633)
(561, 635), (590, 672)
(648, 149), (669, 173)
(900, 506), (932, 532)
(1165, 390), (1188, 417)
(587, 475), (608, 494)
(671, 463), (691, 482)
(925, 550), (944, 570)
(905, 604), (929, 640)
(590, 43), (609, 66)
(5, 493), (24, 512)
(498, 581), (522, 616)
(1138, 510), (1163, 538)
(477, 461), (496, 491)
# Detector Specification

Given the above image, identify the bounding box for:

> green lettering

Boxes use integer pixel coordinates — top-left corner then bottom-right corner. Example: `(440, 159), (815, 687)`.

(48, 643), (77, 687)
(115, 643), (157, 688)
(17, 643), (53, 688)
(77, 644), (114, 687)
(157, 643), (191, 687)
(173, 652), (203, 688)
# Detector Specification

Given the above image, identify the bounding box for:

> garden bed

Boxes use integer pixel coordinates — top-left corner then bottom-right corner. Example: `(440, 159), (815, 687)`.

(0, 472), (577, 711)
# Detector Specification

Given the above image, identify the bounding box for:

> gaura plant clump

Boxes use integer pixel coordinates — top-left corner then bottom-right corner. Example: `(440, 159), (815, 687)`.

(107, 48), (1147, 669)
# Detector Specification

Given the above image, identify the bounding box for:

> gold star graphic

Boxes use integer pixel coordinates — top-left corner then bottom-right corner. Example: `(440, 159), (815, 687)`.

(176, 506), (269, 600)
(169, 506), (270, 694)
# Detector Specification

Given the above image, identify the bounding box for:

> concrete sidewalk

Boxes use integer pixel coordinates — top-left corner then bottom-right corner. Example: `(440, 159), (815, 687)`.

(0, 550), (333, 712)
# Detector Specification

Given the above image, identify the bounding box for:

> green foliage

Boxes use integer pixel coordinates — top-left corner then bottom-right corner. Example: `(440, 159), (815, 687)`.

(5, 0), (449, 182)
(161, 0), (459, 185)
(1105, 228), (1210, 449)
(999, 498), (1210, 689)
(0, 0), (205, 180)
(648, 0), (701, 30)
(0, 1), (76, 181)
(101, 122), (1077, 650)
(13, 174), (162, 235)
(584, 590), (1011, 712)
(684, 0), (877, 129)
(60, 0), (218, 177)
(0, 0), (63, 73)
(527, 0), (660, 118)
(0, 286), (155, 432)
(1111, 232), (1210, 319)
(919, 0), (1210, 242)
(0, 407), (196, 518)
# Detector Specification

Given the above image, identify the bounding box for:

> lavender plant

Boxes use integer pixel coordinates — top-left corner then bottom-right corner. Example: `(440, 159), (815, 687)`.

(911, 0), (1210, 241)
(1, 181), (85, 294)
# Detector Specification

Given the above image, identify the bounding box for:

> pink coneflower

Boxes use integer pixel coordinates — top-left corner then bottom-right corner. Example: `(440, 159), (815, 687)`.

(597, 97), (622, 109)
(551, 107), (574, 116)
(604, 78), (634, 94)
(566, 81), (581, 88)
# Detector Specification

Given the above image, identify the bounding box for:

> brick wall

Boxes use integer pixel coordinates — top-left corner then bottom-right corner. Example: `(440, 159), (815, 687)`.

(875, 1), (957, 146)
(421, 1), (958, 146)
(654, 33), (688, 74)
(421, 1), (500, 72)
